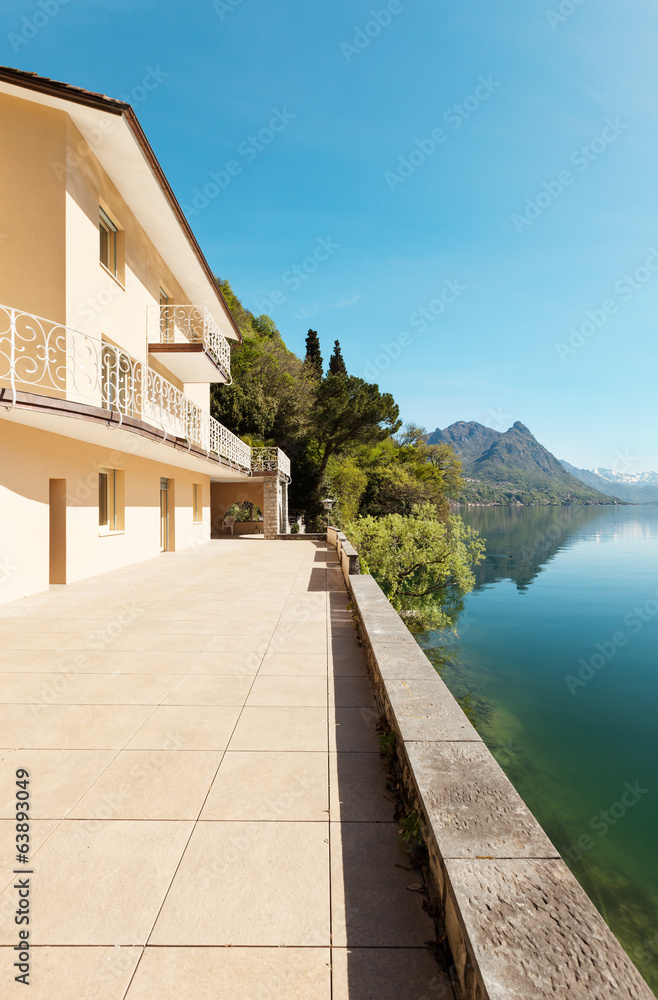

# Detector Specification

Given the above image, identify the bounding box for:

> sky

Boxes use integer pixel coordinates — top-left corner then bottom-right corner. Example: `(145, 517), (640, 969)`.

(4, 0), (658, 472)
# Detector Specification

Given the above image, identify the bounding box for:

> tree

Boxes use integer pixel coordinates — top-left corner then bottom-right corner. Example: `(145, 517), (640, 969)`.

(345, 503), (485, 631)
(211, 326), (313, 445)
(353, 429), (464, 519)
(311, 374), (401, 480)
(396, 423), (426, 449)
(252, 314), (279, 339)
(215, 278), (264, 341)
(324, 454), (368, 523)
(360, 463), (450, 518)
(211, 281), (463, 528)
(303, 329), (323, 380)
(289, 374), (400, 529)
(328, 339), (347, 375)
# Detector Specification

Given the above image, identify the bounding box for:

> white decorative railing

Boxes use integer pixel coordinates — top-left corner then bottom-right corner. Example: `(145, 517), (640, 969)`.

(0, 304), (250, 472)
(251, 447), (291, 480)
(146, 304), (231, 378)
(210, 419), (253, 471)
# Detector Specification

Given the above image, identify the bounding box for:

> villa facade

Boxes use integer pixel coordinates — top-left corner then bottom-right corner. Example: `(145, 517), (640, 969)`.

(0, 66), (290, 605)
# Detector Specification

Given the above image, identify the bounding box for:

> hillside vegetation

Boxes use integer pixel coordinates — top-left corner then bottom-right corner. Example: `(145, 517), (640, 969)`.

(211, 279), (465, 526)
(210, 280), (483, 630)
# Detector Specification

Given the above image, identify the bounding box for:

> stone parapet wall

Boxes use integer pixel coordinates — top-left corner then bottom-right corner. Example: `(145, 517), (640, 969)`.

(327, 525), (360, 582)
(326, 531), (655, 1000)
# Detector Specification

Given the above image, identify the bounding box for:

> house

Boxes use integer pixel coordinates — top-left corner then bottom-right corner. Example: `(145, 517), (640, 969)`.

(0, 66), (290, 605)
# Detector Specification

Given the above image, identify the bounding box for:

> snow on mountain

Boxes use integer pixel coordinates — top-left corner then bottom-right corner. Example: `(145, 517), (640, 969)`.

(594, 469), (658, 485)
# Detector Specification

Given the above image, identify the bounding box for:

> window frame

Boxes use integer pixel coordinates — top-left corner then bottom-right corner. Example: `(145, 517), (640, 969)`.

(159, 285), (173, 341)
(98, 468), (125, 535)
(193, 483), (203, 523)
(99, 471), (110, 530)
(99, 207), (118, 277)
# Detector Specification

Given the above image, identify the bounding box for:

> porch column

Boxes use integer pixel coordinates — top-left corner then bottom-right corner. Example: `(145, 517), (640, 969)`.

(262, 476), (279, 539)
(280, 479), (289, 534)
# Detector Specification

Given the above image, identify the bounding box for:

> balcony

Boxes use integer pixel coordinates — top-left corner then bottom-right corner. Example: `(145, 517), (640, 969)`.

(0, 304), (250, 473)
(251, 447), (291, 481)
(146, 304), (231, 384)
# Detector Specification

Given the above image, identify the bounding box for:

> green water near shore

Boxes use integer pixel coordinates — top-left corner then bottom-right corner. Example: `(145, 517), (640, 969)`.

(418, 505), (658, 991)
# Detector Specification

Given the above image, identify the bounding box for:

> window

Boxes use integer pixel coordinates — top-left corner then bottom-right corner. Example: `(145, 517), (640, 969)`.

(99, 469), (125, 533)
(99, 469), (115, 531)
(193, 484), (202, 523)
(160, 286), (172, 341)
(99, 208), (118, 277)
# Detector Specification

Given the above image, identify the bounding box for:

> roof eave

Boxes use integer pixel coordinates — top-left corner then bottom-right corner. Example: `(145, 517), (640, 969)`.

(0, 65), (243, 344)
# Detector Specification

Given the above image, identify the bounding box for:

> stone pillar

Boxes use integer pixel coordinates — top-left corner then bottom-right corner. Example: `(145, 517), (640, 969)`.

(262, 476), (279, 539)
(280, 479), (289, 534)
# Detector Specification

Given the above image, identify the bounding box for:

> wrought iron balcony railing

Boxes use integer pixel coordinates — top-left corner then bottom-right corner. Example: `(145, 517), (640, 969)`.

(251, 447), (291, 481)
(0, 304), (250, 472)
(146, 304), (231, 378)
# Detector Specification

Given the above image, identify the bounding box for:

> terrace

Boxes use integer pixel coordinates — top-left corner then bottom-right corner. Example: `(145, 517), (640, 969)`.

(0, 537), (452, 999)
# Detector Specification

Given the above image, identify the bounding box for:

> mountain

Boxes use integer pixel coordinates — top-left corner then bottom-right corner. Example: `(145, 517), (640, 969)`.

(561, 461), (658, 504)
(427, 421), (621, 505)
(427, 421), (501, 464)
(595, 468), (658, 486)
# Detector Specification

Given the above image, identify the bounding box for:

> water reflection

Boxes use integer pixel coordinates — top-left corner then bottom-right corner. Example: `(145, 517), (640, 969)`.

(429, 504), (658, 990)
(460, 505), (658, 591)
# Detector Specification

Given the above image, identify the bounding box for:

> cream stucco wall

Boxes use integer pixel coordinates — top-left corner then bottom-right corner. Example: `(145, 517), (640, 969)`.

(63, 119), (218, 411)
(0, 89), (236, 605)
(0, 93), (66, 322)
(64, 118), (195, 366)
(1, 93), (224, 424)
(0, 482), (50, 605)
(0, 420), (211, 605)
(185, 383), (211, 410)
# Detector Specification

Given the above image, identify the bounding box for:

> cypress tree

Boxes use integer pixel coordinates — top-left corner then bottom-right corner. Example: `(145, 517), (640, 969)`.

(328, 339), (347, 376)
(304, 329), (323, 380)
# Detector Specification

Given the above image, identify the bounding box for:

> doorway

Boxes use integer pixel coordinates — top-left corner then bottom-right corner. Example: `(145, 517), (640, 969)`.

(160, 477), (169, 551)
(160, 477), (175, 551)
(49, 479), (66, 584)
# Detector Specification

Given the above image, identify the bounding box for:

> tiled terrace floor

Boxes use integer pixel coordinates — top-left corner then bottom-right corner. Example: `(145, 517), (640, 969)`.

(0, 538), (454, 999)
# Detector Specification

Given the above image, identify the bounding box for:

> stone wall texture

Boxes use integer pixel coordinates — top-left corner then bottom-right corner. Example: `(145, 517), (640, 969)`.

(262, 476), (280, 539)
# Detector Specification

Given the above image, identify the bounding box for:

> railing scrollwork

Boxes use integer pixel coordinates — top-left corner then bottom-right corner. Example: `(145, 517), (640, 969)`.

(251, 447), (291, 481)
(146, 304), (231, 379)
(0, 304), (250, 471)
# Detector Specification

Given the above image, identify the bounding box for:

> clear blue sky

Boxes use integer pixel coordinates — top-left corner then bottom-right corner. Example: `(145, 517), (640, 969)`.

(4, 0), (658, 471)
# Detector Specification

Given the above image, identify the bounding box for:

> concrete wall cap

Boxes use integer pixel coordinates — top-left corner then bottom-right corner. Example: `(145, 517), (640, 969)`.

(406, 740), (559, 860)
(365, 642), (440, 680)
(445, 858), (656, 1000)
(386, 678), (481, 742)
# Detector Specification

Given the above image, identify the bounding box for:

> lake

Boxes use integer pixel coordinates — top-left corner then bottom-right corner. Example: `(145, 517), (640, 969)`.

(418, 504), (658, 991)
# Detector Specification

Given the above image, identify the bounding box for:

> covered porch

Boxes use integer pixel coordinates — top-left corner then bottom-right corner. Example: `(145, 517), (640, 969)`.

(211, 447), (291, 538)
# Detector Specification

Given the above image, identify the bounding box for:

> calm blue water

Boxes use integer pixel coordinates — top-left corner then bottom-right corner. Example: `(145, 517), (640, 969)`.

(418, 505), (658, 990)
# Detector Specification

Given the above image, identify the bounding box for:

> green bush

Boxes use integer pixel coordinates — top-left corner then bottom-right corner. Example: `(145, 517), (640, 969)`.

(346, 503), (485, 632)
